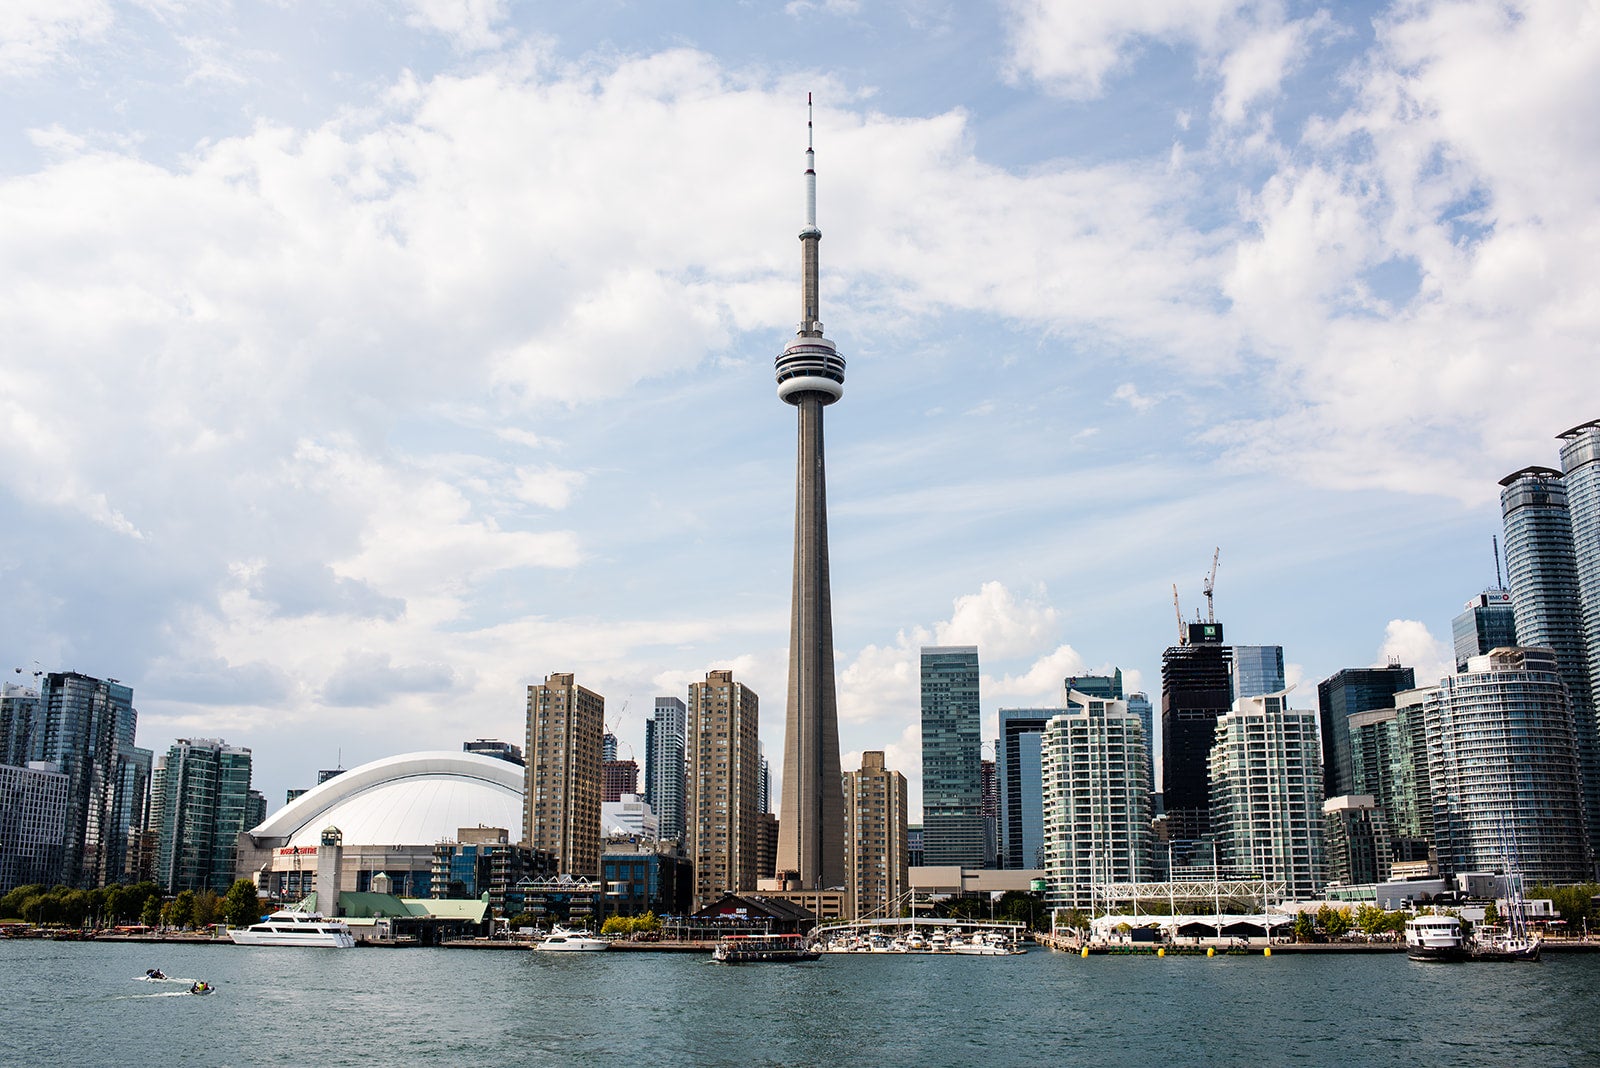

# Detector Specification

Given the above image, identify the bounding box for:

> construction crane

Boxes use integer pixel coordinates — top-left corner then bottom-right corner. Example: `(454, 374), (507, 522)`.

(1202, 547), (1221, 624)
(1172, 584), (1187, 645)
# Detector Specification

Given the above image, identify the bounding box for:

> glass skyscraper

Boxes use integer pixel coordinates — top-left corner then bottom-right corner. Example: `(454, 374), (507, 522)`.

(1425, 648), (1590, 883)
(920, 646), (984, 867)
(644, 697), (686, 842)
(35, 672), (143, 888)
(154, 737), (254, 894)
(1316, 665), (1415, 801)
(1348, 694), (1433, 863)
(1500, 463), (1600, 861)
(1451, 589), (1518, 670)
(1232, 645), (1286, 702)
(1209, 691), (1324, 900)
(1040, 694), (1150, 911)
(1160, 623), (1233, 843)
(997, 707), (1050, 870)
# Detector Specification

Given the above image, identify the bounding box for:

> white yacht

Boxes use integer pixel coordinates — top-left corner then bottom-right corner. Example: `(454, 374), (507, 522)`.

(228, 910), (356, 948)
(1405, 915), (1467, 962)
(534, 924), (609, 952)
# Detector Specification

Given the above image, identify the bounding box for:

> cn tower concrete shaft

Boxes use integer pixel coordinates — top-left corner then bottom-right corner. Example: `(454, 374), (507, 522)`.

(775, 394), (845, 890)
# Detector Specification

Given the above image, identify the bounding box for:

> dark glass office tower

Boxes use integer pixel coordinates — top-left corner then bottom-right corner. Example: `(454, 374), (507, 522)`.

(1160, 623), (1233, 842)
(1317, 665), (1415, 800)
(997, 707), (1051, 870)
(1451, 589), (1518, 670)
(35, 672), (142, 888)
(921, 646), (984, 866)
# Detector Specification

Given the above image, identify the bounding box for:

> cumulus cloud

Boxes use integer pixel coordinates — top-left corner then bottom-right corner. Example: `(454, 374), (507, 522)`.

(1376, 619), (1453, 688)
(1001, 0), (1267, 99)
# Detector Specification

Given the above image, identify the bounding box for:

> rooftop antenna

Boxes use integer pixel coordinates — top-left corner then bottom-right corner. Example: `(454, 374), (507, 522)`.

(1172, 584), (1186, 645)
(1493, 535), (1505, 589)
(1202, 547), (1221, 624)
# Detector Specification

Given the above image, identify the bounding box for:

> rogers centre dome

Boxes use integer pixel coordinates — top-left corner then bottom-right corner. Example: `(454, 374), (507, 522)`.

(248, 750), (525, 847)
(238, 751), (529, 900)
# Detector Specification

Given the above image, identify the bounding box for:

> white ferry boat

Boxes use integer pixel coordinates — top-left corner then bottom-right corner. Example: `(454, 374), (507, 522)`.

(228, 910), (356, 948)
(1404, 915), (1467, 962)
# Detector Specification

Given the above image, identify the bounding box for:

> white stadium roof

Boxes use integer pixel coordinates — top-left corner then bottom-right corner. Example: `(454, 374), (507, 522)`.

(250, 750), (525, 847)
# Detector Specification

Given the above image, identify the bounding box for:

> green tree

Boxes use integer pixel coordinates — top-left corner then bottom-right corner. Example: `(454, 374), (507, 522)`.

(0, 884), (45, 920)
(192, 889), (221, 929)
(1323, 906), (1353, 939)
(1293, 912), (1315, 942)
(1355, 904), (1388, 936)
(140, 896), (161, 928)
(165, 890), (196, 929)
(1483, 900), (1501, 926)
(222, 879), (262, 927)
(601, 915), (634, 936)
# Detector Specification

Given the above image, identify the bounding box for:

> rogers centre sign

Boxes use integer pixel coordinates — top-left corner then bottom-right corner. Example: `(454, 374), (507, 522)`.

(276, 846), (318, 857)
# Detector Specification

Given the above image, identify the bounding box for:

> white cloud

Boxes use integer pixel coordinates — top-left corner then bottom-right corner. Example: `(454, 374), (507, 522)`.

(1001, 0), (1267, 99)
(402, 0), (509, 52)
(1113, 382), (1157, 412)
(785, 0), (860, 16)
(0, 0), (110, 77)
(1376, 619), (1452, 688)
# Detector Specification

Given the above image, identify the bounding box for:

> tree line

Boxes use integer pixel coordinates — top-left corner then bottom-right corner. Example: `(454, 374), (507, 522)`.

(0, 879), (264, 929)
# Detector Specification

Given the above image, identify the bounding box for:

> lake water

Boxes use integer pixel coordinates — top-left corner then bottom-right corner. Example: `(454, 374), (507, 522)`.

(5, 940), (1599, 1067)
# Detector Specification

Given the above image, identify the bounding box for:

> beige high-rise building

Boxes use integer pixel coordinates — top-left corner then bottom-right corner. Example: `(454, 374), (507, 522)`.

(687, 670), (760, 908)
(524, 672), (603, 878)
(843, 751), (908, 920)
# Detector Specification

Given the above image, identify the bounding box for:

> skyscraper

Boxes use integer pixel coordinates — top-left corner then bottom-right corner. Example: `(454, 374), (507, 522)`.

(1039, 692), (1151, 912)
(843, 751), (908, 920)
(0, 761), (68, 893)
(1500, 464), (1600, 859)
(1232, 645), (1286, 701)
(688, 670), (760, 907)
(1451, 589), (1517, 670)
(921, 646), (984, 866)
(980, 757), (999, 868)
(1125, 692), (1155, 801)
(997, 707), (1051, 871)
(153, 737), (254, 894)
(1347, 698), (1434, 864)
(775, 98), (847, 893)
(524, 672), (604, 877)
(1, 682), (41, 767)
(1160, 624), (1233, 843)
(1316, 665), (1415, 800)
(35, 672), (144, 888)
(645, 697), (686, 842)
(602, 758), (638, 803)
(1322, 795), (1392, 888)
(1209, 691), (1324, 900)
(1425, 648), (1590, 883)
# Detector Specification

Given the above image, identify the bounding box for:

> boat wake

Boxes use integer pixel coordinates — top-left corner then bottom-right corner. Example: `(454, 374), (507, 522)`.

(115, 990), (196, 999)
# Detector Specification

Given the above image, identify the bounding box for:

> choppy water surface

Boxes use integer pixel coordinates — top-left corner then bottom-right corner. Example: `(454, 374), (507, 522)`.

(5, 940), (1599, 1067)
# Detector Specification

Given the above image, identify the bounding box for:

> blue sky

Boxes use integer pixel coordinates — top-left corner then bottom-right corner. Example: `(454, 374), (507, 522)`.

(3, 0), (1597, 818)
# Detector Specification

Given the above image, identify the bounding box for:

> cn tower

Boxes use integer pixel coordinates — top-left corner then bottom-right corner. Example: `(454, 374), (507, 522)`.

(774, 95), (846, 892)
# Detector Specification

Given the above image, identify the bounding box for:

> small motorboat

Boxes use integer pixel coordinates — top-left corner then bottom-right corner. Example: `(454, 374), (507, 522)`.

(188, 981), (215, 996)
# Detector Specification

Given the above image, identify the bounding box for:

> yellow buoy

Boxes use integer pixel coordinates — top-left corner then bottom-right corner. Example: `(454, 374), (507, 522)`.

(1206, 946), (1215, 957)
(1080, 946), (1089, 958)
(1263, 947), (1272, 957)
(1157, 947), (1165, 957)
